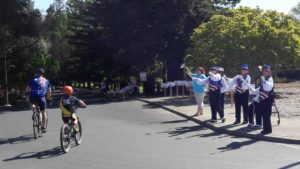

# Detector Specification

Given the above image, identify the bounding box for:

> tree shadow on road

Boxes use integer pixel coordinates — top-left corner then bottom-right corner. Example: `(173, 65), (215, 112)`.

(0, 134), (35, 145)
(186, 131), (223, 139)
(217, 139), (258, 153)
(157, 125), (206, 137)
(3, 146), (64, 162)
(279, 161), (300, 169)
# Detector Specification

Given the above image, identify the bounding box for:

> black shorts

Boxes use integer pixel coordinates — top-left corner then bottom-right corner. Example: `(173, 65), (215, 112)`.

(30, 96), (46, 111)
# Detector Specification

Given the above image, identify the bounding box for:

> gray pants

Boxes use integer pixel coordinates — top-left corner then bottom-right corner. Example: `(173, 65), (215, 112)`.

(194, 92), (205, 108)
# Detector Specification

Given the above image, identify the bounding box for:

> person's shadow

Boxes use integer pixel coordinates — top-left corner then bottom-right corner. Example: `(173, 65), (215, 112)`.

(0, 134), (35, 145)
(217, 139), (257, 153)
(3, 146), (64, 161)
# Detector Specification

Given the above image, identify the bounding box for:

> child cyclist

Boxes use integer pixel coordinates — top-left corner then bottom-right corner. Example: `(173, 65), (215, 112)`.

(60, 86), (87, 131)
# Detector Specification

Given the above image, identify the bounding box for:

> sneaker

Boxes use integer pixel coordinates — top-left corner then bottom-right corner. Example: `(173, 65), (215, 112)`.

(210, 119), (217, 123)
(242, 121), (248, 124)
(221, 118), (226, 123)
(233, 121), (240, 125)
(254, 124), (262, 128)
(247, 123), (254, 127)
(41, 127), (47, 133)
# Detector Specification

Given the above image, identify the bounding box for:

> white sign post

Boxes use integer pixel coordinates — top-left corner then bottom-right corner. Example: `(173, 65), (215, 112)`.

(140, 72), (147, 81)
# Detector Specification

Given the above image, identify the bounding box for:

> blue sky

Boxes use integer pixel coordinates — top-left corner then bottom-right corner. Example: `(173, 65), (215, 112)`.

(34, 0), (299, 13)
(34, 0), (54, 12)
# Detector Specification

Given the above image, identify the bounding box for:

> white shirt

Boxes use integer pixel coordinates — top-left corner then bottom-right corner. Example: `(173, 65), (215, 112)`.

(227, 75), (251, 91)
(192, 72), (228, 92)
(220, 77), (228, 93)
(250, 76), (274, 96)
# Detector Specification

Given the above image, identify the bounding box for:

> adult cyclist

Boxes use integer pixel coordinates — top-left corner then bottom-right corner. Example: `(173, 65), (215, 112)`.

(25, 68), (52, 133)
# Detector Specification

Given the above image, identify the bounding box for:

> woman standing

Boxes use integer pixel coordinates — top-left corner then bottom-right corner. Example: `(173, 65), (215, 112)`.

(191, 66), (226, 123)
(191, 67), (206, 116)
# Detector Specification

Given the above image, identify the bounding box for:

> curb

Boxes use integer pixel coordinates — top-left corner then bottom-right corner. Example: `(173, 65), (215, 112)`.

(138, 98), (300, 145)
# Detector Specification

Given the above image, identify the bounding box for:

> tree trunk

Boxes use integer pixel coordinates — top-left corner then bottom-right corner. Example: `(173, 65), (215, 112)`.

(166, 60), (183, 81)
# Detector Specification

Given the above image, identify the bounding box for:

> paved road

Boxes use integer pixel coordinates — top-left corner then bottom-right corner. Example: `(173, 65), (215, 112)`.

(0, 100), (300, 169)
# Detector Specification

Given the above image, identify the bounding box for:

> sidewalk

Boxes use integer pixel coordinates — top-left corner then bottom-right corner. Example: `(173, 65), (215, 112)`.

(139, 97), (300, 145)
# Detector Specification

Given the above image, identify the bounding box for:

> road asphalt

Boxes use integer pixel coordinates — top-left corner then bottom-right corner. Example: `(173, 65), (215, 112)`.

(0, 100), (300, 169)
(140, 97), (300, 144)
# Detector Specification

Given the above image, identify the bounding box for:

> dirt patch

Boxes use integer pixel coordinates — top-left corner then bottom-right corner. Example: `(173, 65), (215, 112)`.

(274, 87), (300, 119)
(275, 81), (300, 88)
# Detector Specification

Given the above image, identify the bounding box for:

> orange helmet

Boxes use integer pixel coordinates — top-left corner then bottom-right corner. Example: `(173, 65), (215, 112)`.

(63, 86), (73, 96)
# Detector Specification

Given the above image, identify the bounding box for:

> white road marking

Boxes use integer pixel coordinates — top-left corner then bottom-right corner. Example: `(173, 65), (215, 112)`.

(276, 143), (300, 150)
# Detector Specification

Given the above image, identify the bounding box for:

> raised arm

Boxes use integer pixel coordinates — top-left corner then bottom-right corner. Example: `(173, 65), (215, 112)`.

(249, 86), (260, 95)
(191, 77), (208, 85)
(221, 77), (228, 91)
(226, 75), (240, 87)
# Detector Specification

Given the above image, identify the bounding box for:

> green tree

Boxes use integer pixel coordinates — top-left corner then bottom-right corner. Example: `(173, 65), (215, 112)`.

(0, 0), (44, 96)
(186, 7), (300, 76)
(66, 0), (240, 84)
(42, 0), (74, 84)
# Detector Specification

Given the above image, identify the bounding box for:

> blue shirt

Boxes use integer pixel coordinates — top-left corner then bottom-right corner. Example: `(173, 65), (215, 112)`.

(192, 74), (206, 93)
(28, 76), (50, 97)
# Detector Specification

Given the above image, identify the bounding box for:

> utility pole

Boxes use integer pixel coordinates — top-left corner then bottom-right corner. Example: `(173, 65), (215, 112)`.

(4, 50), (11, 107)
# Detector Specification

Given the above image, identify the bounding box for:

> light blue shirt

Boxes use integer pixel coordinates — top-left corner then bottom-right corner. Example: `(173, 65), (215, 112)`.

(192, 74), (206, 93)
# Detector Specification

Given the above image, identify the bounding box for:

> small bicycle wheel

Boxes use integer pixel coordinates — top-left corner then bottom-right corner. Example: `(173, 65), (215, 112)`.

(33, 114), (40, 139)
(60, 124), (71, 153)
(75, 120), (83, 145)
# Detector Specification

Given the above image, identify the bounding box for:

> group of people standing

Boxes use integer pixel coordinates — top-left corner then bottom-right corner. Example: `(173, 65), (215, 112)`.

(190, 64), (275, 135)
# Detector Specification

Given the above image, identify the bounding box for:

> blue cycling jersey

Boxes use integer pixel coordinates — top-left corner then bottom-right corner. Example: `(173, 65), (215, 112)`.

(28, 76), (50, 97)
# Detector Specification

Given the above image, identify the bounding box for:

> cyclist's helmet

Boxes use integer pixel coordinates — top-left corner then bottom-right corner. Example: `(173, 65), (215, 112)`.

(63, 86), (73, 96)
(35, 68), (45, 76)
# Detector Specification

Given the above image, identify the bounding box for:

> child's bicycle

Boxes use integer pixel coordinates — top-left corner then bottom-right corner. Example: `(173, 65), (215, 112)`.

(60, 105), (85, 153)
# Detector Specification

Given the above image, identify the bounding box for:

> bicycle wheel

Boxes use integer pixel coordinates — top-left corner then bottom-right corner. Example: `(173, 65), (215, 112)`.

(60, 124), (71, 153)
(33, 113), (40, 139)
(75, 120), (83, 145)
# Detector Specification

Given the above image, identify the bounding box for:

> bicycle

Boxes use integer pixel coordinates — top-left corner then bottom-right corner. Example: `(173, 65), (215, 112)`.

(60, 106), (85, 153)
(32, 104), (48, 139)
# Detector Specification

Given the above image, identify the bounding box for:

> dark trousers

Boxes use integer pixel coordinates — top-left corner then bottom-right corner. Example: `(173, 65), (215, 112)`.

(209, 90), (224, 120)
(248, 102), (260, 125)
(219, 93), (225, 118)
(258, 97), (274, 132)
(234, 91), (249, 122)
